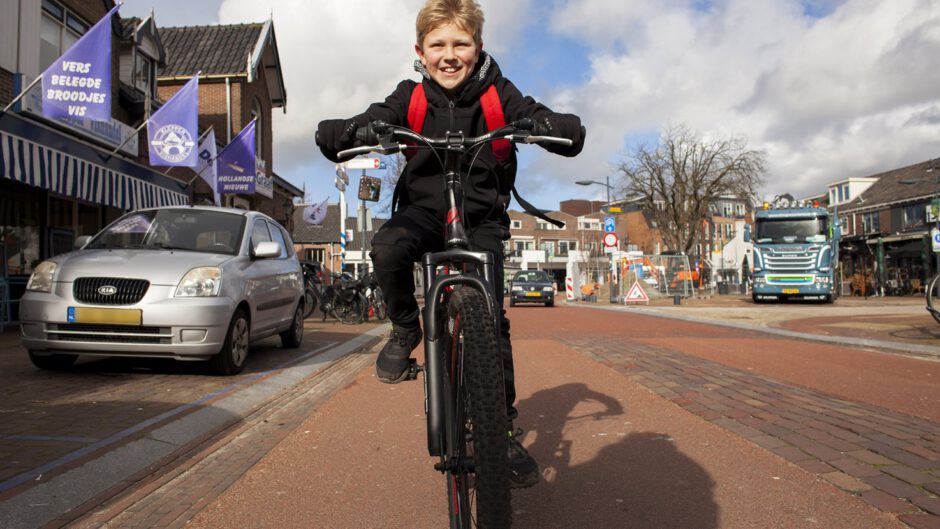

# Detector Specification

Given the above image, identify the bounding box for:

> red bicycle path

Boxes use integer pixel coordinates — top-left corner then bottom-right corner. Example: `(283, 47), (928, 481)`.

(171, 303), (936, 529)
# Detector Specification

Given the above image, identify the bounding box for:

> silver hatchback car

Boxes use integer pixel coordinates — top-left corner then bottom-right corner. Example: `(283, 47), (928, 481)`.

(19, 206), (305, 375)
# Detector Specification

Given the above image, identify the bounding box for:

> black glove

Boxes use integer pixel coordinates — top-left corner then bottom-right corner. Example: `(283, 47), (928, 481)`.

(316, 119), (360, 162)
(542, 113), (585, 157)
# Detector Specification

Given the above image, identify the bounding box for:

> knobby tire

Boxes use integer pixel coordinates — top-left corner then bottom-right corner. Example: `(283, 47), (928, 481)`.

(444, 287), (511, 529)
(928, 274), (940, 324)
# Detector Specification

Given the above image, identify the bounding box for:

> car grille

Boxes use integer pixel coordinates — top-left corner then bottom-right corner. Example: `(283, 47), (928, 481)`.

(73, 277), (150, 305)
(50, 324), (171, 344)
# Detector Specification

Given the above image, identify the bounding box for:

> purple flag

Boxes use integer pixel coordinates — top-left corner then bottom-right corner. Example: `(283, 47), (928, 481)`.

(41, 5), (118, 121)
(148, 75), (199, 166)
(216, 120), (257, 194)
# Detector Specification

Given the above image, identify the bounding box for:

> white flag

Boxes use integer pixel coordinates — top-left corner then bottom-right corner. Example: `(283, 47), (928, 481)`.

(303, 198), (330, 225)
(196, 129), (220, 206)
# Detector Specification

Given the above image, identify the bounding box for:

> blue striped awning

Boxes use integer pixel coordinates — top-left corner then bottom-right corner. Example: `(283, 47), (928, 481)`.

(0, 129), (188, 210)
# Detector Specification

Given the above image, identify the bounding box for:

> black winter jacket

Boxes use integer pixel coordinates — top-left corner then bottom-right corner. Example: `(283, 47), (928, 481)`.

(325, 53), (576, 227)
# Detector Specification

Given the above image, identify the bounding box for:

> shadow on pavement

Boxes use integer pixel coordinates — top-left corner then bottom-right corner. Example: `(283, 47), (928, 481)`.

(513, 383), (718, 529)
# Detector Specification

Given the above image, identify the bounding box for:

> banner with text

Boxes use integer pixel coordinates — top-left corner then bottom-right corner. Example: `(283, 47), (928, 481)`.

(216, 120), (257, 194)
(196, 129), (221, 206)
(147, 74), (199, 166)
(41, 5), (119, 121)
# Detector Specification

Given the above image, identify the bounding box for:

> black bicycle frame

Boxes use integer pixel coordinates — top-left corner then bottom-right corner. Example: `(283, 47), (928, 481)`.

(419, 137), (501, 457)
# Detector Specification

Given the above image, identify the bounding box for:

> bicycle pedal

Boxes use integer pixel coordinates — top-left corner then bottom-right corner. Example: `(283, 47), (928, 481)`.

(406, 359), (424, 380)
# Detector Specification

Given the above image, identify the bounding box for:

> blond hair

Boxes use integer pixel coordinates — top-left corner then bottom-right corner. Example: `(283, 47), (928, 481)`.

(416, 0), (485, 47)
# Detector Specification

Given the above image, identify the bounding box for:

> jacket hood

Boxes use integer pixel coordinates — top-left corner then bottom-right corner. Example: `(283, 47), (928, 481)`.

(414, 51), (502, 105)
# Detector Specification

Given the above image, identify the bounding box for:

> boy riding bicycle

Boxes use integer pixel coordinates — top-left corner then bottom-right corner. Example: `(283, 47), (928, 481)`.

(316, 0), (585, 488)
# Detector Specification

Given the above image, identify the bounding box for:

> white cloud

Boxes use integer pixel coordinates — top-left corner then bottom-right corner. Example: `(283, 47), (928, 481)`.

(207, 0), (940, 205)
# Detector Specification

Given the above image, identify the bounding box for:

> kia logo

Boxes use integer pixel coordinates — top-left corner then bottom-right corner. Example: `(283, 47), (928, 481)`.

(97, 285), (118, 296)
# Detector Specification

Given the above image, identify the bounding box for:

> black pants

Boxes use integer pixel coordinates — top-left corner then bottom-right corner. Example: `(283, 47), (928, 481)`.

(370, 206), (518, 420)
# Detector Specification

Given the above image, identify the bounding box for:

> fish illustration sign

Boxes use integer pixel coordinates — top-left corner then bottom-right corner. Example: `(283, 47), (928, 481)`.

(216, 120), (256, 194)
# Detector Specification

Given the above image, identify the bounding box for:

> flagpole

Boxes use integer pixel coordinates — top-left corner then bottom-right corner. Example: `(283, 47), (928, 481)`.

(0, 74), (43, 116)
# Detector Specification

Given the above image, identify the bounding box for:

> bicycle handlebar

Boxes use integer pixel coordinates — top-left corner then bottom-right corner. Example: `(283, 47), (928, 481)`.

(337, 119), (573, 159)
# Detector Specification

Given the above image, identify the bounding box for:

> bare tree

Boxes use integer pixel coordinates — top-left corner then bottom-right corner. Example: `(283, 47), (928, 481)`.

(617, 124), (766, 255)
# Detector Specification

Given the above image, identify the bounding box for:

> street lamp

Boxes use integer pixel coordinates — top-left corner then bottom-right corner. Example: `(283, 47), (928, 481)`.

(576, 176), (615, 299)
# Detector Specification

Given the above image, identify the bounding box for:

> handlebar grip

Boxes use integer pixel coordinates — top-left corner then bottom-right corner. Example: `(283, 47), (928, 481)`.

(530, 120), (550, 136)
(355, 124), (376, 145)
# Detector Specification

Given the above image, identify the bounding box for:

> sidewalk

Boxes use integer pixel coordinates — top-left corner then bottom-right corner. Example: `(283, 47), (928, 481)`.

(570, 294), (940, 357)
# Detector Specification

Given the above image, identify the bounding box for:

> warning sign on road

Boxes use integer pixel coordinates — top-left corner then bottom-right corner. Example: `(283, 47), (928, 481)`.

(624, 281), (650, 304)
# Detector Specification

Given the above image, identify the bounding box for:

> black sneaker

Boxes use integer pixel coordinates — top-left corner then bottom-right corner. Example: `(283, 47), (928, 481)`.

(375, 325), (422, 384)
(508, 428), (540, 488)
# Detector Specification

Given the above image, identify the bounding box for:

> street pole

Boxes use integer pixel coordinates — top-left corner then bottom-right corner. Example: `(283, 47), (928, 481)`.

(360, 169), (367, 278)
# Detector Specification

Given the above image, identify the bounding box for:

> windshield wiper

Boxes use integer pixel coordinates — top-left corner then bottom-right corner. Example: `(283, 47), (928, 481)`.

(152, 243), (188, 251)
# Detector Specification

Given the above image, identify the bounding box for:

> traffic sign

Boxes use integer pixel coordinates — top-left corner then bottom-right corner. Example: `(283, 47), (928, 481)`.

(624, 281), (650, 304)
(932, 228), (940, 253)
(604, 217), (616, 233)
(335, 164), (349, 185)
(345, 157), (387, 170)
(603, 232), (618, 248)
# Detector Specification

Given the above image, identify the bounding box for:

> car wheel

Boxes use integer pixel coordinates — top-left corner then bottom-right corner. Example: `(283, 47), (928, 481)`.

(28, 351), (77, 371)
(280, 303), (304, 349)
(210, 309), (249, 376)
(546, 300), (554, 307)
(509, 299), (515, 307)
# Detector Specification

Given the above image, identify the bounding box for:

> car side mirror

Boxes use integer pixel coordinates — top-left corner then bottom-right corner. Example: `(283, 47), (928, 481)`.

(252, 241), (282, 259)
(743, 225), (751, 243)
(74, 235), (92, 249)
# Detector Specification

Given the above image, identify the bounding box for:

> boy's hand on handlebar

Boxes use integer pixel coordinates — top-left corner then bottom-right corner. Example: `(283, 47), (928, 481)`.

(542, 114), (586, 157)
(316, 119), (360, 162)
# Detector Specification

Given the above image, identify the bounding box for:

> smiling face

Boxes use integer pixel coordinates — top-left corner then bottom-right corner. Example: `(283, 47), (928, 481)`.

(415, 21), (481, 96)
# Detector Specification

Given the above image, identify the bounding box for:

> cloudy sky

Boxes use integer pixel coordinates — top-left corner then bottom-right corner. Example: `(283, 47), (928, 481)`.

(123, 0), (940, 213)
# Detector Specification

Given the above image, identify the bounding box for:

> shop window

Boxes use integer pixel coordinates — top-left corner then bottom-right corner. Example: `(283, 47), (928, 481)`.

(0, 185), (41, 275)
(40, 0), (88, 71)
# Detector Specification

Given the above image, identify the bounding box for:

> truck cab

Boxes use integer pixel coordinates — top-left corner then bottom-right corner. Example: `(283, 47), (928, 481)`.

(745, 200), (841, 303)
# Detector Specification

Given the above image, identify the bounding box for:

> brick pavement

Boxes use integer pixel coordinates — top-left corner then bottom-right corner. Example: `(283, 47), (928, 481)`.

(559, 332), (940, 529)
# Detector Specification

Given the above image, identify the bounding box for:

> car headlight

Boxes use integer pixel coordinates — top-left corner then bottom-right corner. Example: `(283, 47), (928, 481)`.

(511, 286), (522, 291)
(175, 267), (222, 297)
(542, 286), (553, 292)
(26, 261), (57, 293)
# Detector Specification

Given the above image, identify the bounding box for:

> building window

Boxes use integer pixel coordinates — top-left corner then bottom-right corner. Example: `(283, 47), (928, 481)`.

(539, 241), (554, 257)
(722, 204), (733, 217)
(840, 216), (849, 236)
(134, 52), (155, 98)
(536, 220), (558, 231)
(842, 185), (850, 202)
(510, 220), (522, 230)
(734, 203), (745, 216)
(558, 240), (576, 256)
(903, 205), (926, 230)
(578, 219), (601, 231)
(724, 224), (734, 238)
(40, 1), (89, 71)
(862, 211), (880, 234)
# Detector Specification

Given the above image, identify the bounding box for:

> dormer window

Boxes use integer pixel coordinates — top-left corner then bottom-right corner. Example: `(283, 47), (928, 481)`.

(134, 51), (155, 97)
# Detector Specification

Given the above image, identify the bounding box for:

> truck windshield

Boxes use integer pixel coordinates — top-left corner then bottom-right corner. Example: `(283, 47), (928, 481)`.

(755, 218), (828, 243)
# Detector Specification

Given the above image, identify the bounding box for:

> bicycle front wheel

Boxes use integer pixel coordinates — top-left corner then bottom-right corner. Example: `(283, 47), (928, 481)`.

(336, 294), (365, 324)
(927, 274), (940, 324)
(444, 287), (510, 529)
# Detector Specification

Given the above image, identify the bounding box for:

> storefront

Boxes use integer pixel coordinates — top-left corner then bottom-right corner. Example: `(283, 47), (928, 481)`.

(1, 111), (188, 278)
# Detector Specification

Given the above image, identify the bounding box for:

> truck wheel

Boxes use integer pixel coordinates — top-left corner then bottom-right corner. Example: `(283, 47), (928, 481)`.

(752, 294), (762, 304)
(824, 294), (833, 304)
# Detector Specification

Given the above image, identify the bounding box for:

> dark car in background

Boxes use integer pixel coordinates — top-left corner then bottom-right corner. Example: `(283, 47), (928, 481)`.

(509, 270), (555, 307)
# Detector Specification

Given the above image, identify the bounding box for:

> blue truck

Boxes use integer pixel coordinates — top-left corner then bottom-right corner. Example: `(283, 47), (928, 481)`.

(745, 202), (841, 303)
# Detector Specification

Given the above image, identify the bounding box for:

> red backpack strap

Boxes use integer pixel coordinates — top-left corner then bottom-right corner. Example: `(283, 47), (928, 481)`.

(480, 85), (510, 162)
(405, 84), (427, 160)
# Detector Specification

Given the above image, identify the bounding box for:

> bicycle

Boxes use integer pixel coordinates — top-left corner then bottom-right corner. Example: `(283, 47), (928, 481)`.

(926, 273), (940, 324)
(336, 118), (572, 528)
(363, 272), (388, 321)
(324, 272), (367, 324)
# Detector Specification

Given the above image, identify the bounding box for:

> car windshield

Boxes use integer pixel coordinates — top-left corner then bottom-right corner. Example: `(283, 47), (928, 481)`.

(755, 218), (828, 243)
(86, 209), (246, 255)
(514, 271), (550, 282)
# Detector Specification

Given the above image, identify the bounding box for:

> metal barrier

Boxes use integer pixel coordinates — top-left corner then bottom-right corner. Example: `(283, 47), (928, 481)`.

(615, 254), (697, 303)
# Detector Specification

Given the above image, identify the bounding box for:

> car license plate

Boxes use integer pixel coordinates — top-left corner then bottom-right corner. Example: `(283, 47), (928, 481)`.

(525, 292), (540, 297)
(782, 289), (799, 294)
(68, 307), (142, 325)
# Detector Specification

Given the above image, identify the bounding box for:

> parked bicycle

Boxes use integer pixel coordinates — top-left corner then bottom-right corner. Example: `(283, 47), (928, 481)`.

(363, 272), (387, 321)
(926, 273), (940, 324)
(336, 118), (572, 528)
(302, 263), (367, 324)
